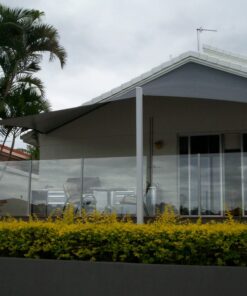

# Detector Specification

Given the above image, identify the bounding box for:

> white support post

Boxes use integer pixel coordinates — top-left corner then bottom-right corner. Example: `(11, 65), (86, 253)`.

(27, 159), (32, 217)
(136, 87), (144, 224)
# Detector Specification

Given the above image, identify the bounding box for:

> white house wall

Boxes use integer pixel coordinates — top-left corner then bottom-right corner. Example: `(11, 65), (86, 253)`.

(39, 97), (247, 159)
(40, 99), (136, 159)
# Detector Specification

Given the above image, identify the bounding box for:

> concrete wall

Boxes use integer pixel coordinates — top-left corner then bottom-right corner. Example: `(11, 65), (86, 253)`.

(0, 257), (246, 296)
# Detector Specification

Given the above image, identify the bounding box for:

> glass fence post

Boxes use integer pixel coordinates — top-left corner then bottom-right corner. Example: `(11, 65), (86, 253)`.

(27, 159), (33, 217)
(80, 158), (84, 216)
(241, 151), (245, 216)
(136, 86), (144, 224)
(198, 153), (201, 216)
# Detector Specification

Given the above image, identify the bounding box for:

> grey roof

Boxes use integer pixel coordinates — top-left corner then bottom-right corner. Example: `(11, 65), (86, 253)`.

(84, 49), (247, 105)
(1, 48), (247, 133)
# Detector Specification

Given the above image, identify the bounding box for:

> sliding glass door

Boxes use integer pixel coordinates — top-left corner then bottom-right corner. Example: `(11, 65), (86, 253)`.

(179, 135), (222, 216)
(242, 134), (247, 216)
(224, 134), (242, 216)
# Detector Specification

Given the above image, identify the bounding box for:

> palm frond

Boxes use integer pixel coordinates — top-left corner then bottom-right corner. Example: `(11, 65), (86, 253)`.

(15, 74), (45, 97)
(26, 24), (67, 67)
(0, 2), (66, 133)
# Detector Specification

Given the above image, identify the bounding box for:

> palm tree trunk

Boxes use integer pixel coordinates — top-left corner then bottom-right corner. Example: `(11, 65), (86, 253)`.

(7, 131), (16, 161)
(0, 130), (16, 182)
(0, 129), (10, 152)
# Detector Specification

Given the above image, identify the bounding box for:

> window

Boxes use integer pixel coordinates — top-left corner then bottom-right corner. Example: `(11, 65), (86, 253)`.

(179, 135), (222, 216)
(223, 134), (242, 216)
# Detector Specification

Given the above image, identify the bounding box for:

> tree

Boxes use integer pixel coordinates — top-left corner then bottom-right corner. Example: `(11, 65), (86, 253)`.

(26, 144), (39, 160)
(1, 86), (50, 158)
(0, 4), (67, 156)
(0, 5), (66, 98)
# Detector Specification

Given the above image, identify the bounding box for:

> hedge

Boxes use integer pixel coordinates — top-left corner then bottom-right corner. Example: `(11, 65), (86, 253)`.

(0, 214), (247, 266)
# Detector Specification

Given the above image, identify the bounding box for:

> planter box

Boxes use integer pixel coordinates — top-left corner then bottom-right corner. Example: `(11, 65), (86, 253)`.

(0, 257), (246, 296)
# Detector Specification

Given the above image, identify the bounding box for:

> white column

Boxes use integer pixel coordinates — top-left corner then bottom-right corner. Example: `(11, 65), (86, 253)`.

(27, 159), (32, 216)
(136, 87), (144, 224)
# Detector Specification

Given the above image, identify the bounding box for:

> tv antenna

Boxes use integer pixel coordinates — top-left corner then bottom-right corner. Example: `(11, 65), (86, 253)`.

(196, 27), (217, 52)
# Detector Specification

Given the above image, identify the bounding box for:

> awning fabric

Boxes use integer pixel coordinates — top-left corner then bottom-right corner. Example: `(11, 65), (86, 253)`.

(1, 62), (247, 134)
(0, 103), (104, 133)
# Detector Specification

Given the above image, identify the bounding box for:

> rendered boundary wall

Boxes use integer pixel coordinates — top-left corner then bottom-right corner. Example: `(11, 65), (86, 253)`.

(0, 257), (246, 296)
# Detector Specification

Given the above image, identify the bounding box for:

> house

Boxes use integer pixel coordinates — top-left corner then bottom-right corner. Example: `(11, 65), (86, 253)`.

(1, 44), (247, 221)
(0, 145), (30, 161)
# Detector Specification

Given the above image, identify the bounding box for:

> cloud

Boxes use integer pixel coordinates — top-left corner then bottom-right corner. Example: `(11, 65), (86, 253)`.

(2, 0), (247, 111)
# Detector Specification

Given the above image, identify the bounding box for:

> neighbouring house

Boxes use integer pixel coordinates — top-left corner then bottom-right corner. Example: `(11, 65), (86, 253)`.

(0, 145), (30, 161)
(1, 44), (247, 220)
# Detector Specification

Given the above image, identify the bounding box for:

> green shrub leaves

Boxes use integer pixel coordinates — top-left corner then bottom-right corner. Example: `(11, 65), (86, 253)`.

(0, 217), (247, 266)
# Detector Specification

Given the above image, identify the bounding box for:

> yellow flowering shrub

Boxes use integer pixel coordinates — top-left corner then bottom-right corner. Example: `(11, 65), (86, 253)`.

(0, 211), (246, 266)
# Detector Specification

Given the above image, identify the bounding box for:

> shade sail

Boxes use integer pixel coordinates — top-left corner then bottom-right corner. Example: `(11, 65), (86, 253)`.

(0, 103), (105, 133)
(1, 60), (247, 134)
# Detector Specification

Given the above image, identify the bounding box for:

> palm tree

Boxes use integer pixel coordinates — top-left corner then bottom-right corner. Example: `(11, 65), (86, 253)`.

(0, 86), (50, 181)
(0, 5), (66, 99)
(1, 86), (50, 158)
(0, 4), (67, 155)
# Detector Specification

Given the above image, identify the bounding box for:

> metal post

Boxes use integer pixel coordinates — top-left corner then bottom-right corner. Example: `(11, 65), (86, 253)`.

(241, 135), (245, 217)
(147, 117), (154, 187)
(198, 154), (201, 215)
(197, 28), (200, 52)
(196, 27), (217, 52)
(136, 87), (144, 224)
(80, 158), (84, 216)
(27, 159), (33, 217)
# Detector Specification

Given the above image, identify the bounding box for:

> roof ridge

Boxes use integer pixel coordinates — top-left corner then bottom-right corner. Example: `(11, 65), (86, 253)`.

(203, 44), (247, 64)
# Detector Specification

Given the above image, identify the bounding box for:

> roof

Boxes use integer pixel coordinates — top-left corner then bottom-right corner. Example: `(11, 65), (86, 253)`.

(84, 47), (247, 105)
(1, 46), (247, 134)
(0, 145), (30, 160)
(202, 44), (247, 66)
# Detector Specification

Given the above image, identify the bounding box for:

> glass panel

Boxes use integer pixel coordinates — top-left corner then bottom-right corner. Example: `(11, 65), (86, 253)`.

(224, 153), (242, 216)
(0, 152), (244, 218)
(243, 152), (247, 216)
(242, 135), (247, 216)
(190, 155), (199, 215)
(200, 154), (221, 215)
(190, 135), (220, 154)
(152, 155), (179, 215)
(0, 161), (30, 216)
(179, 135), (221, 216)
(179, 155), (189, 215)
(31, 159), (82, 217)
(179, 154), (222, 216)
(191, 136), (209, 154)
(83, 157), (139, 215)
(179, 137), (189, 155)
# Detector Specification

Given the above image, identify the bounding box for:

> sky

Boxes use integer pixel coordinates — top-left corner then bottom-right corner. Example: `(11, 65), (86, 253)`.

(1, 0), (247, 148)
(2, 0), (247, 111)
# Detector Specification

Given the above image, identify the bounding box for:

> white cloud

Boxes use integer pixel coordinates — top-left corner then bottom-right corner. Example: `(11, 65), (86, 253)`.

(3, 0), (247, 110)
(2, 0), (247, 148)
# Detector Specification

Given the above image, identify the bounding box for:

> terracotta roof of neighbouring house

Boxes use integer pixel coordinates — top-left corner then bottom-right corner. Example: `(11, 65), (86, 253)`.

(0, 145), (30, 160)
